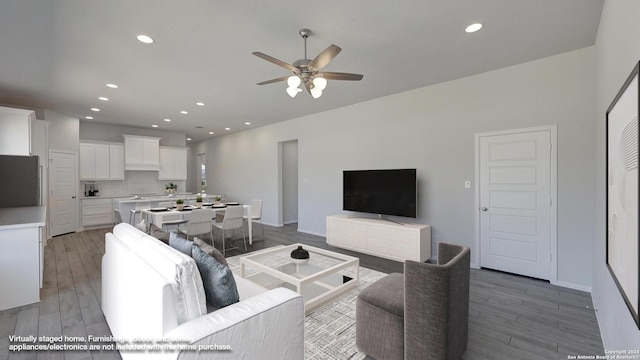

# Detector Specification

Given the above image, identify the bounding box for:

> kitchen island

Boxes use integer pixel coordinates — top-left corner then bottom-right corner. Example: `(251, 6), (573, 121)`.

(0, 206), (46, 311)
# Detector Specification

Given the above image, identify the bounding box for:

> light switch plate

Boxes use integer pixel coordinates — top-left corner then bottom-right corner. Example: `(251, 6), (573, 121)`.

(464, 180), (471, 189)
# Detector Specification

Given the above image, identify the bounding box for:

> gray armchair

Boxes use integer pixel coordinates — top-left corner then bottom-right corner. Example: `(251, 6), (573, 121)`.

(356, 242), (471, 360)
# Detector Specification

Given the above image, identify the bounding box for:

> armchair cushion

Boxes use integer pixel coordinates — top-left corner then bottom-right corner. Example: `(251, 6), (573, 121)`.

(357, 273), (404, 317)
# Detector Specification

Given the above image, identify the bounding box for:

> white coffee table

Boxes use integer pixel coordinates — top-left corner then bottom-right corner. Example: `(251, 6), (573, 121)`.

(239, 244), (359, 314)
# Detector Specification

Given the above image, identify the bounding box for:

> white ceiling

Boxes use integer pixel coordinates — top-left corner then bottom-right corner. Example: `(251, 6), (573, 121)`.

(0, 0), (603, 142)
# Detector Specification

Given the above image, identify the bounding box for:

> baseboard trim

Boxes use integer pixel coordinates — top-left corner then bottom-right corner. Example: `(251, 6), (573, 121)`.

(297, 228), (325, 237)
(552, 280), (592, 293)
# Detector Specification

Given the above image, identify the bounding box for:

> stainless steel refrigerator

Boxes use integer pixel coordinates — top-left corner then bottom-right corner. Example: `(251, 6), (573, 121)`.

(0, 155), (40, 208)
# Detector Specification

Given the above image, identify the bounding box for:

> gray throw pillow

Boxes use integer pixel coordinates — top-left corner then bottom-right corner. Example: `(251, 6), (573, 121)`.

(149, 224), (170, 244)
(169, 232), (193, 256)
(191, 245), (239, 310)
(194, 237), (228, 266)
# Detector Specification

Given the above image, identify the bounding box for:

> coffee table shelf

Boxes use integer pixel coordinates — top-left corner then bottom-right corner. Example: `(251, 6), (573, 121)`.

(239, 244), (359, 314)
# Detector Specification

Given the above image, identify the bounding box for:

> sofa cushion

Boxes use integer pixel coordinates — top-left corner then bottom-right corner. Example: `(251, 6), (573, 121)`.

(194, 237), (228, 266)
(149, 224), (170, 244)
(113, 223), (207, 324)
(169, 232), (193, 256)
(191, 245), (239, 311)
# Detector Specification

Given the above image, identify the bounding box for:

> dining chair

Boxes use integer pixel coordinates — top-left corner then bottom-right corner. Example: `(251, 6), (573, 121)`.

(177, 208), (214, 242)
(114, 208), (123, 224)
(158, 201), (188, 231)
(243, 199), (265, 242)
(213, 205), (246, 255)
(129, 202), (147, 225)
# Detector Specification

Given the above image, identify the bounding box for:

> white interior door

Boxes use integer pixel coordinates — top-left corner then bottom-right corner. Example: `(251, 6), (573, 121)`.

(50, 151), (77, 236)
(479, 130), (553, 280)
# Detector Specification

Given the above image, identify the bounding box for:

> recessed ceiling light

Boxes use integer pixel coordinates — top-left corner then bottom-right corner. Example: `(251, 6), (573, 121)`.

(244, 122), (251, 125)
(85, 116), (94, 120)
(137, 34), (154, 44)
(98, 97), (109, 101)
(196, 102), (205, 106)
(91, 108), (100, 112)
(180, 110), (188, 115)
(225, 128), (231, 131)
(164, 118), (171, 122)
(186, 137), (192, 141)
(106, 83), (118, 89)
(465, 23), (483, 33)
(152, 124), (158, 128)
(209, 131), (214, 135)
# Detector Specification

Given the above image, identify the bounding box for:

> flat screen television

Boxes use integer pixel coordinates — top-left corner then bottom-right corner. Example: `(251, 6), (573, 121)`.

(343, 169), (417, 218)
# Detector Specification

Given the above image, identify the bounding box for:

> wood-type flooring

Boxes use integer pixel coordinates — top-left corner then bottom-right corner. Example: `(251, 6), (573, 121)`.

(0, 223), (604, 360)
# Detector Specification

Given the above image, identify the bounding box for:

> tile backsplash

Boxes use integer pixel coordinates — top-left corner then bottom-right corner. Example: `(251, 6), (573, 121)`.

(81, 171), (186, 196)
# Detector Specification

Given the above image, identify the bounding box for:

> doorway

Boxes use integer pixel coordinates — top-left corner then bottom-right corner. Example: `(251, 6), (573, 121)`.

(279, 140), (298, 228)
(197, 153), (206, 193)
(49, 151), (77, 236)
(475, 126), (557, 282)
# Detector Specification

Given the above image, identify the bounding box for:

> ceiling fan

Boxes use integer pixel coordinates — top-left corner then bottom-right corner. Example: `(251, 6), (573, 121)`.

(253, 28), (363, 98)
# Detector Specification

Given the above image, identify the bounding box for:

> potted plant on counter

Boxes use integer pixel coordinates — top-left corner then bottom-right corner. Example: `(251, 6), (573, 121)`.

(196, 195), (203, 208)
(176, 198), (184, 211)
(214, 195), (222, 205)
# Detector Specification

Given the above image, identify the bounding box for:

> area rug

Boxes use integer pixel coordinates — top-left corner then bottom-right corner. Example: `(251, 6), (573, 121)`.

(226, 252), (387, 360)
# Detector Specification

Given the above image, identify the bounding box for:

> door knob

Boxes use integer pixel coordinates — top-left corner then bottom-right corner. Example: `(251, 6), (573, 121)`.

(72, 196), (76, 199)
(481, 207), (488, 211)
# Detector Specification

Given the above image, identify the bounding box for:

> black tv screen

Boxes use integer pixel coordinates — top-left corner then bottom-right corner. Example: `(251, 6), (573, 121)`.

(343, 169), (417, 218)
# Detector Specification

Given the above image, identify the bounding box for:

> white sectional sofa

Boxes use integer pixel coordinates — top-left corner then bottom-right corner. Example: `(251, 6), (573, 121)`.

(102, 223), (304, 359)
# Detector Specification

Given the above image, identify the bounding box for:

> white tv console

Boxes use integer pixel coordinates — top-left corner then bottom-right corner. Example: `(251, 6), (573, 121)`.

(326, 215), (431, 262)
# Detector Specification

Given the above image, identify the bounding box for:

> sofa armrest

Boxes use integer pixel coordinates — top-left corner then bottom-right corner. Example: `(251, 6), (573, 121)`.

(160, 287), (304, 360)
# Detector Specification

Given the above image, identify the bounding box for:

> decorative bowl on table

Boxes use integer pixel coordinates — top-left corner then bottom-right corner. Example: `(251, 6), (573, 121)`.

(291, 245), (310, 264)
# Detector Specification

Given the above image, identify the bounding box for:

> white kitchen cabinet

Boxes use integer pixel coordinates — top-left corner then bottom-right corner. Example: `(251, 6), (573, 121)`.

(0, 106), (35, 156)
(0, 207), (46, 311)
(158, 147), (187, 180)
(109, 144), (125, 179)
(81, 198), (113, 227)
(79, 141), (124, 180)
(123, 135), (161, 171)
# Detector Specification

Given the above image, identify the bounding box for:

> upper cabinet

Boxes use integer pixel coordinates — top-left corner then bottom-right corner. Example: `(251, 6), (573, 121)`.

(159, 147), (187, 180)
(79, 141), (124, 180)
(123, 135), (161, 171)
(0, 106), (35, 156)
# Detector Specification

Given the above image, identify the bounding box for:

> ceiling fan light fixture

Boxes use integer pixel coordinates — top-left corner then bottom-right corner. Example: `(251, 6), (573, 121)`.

(310, 87), (323, 98)
(287, 75), (301, 88)
(312, 77), (327, 91)
(286, 86), (301, 98)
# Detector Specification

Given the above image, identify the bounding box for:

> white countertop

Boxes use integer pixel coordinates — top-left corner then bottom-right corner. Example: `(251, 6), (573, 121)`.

(0, 206), (46, 230)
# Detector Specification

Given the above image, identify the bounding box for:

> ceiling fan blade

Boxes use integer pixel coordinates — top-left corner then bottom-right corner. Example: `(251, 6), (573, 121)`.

(252, 52), (299, 73)
(320, 72), (364, 81)
(256, 76), (289, 85)
(308, 44), (342, 71)
(304, 80), (312, 95)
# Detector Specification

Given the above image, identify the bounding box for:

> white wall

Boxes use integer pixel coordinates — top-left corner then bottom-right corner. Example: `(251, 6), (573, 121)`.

(202, 46), (596, 288)
(79, 121), (186, 147)
(592, 0), (640, 350)
(282, 140), (298, 224)
(45, 110), (79, 153)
